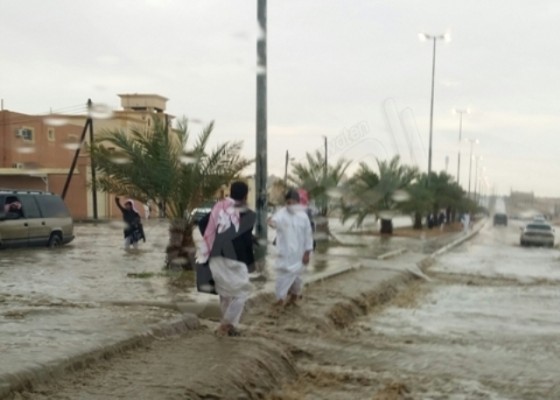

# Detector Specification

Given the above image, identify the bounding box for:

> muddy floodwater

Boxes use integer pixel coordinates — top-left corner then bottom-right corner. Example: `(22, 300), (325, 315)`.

(270, 220), (560, 399)
(0, 217), (428, 385)
(7, 218), (559, 399)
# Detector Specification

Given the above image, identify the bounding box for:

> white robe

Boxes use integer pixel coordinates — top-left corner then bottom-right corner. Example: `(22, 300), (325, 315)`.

(209, 256), (253, 327)
(270, 207), (314, 300)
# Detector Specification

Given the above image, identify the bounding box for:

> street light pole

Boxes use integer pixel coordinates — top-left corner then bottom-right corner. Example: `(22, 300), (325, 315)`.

(454, 108), (469, 186)
(323, 135), (328, 216)
(419, 33), (449, 179)
(284, 150), (289, 184)
(428, 36), (437, 177)
(256, 0), (267, 242)
(474, 157), (483, 203)
(466, 138), (478, 197)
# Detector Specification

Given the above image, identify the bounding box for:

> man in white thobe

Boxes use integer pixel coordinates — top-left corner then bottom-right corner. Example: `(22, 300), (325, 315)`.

(268, 189), (314, 307)
(461, 212), (471, 233)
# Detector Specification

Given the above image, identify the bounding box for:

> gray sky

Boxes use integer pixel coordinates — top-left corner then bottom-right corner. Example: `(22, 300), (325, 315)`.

(2, 0), (560, 197)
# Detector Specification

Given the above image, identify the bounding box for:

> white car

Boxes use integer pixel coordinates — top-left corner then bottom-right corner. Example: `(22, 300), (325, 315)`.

(520, 223), (555, 248)
(189, 201), (216, 223)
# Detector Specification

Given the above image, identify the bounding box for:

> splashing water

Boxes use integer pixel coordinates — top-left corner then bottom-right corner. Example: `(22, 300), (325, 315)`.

(108, 220), (127, 230)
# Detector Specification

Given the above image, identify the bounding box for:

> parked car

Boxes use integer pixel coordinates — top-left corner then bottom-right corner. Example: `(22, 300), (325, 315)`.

(0, 190), (74, 249)
(520, 222), (555, 248)
(493, 213), (508, 226)
(189, 200), (216, 224)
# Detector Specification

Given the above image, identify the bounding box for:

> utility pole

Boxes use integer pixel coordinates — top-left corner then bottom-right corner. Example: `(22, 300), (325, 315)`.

(466, 138), (478, 198)
(419, 33), (449, 181)
(427, 36), (437, 177)
(474, 156), (481, 204)
(323, 136), (328, 216)
(454, 108), (469, 186)
(255, 0), (268, 242)
(88, 99), (98, 220)
(62, 99), (92, 201)
(284, 150), (288, 184)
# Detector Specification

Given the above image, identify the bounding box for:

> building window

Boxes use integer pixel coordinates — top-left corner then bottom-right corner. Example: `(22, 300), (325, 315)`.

(17, 127), (34, 142)
(47, 128), (56, 142)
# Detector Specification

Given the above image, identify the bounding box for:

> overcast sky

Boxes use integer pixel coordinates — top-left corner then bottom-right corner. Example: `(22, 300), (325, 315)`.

(2, 0), (560, 197)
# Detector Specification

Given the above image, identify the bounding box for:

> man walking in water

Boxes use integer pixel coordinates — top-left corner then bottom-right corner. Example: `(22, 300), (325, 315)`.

(268, 188), (314, 308)
(198, 181), (256, 337)
(115, 197), (146, 250)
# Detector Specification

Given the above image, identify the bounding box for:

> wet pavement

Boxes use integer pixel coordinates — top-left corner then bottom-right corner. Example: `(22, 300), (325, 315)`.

(0, 216), (437, 387)
(7, 216), (557, 399)
(283, 219), (560, 399)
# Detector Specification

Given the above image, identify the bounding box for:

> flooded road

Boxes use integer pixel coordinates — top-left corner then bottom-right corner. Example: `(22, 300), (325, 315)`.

(10, 218), (545, 399)
(276, 219), (560, 399)
(0, 217), (425, 386)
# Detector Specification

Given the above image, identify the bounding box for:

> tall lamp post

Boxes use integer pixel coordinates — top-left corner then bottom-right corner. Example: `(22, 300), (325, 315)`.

(473, 156), (482, 203)
(475, 165), (486, 204)
(284, 150), (294, 184)
(466, 138), (479, 197)
(323, 135), (328, 216)
(453, 108), (469, 186)
(255, 0), (267, 242)
(419, 32), (450, 177)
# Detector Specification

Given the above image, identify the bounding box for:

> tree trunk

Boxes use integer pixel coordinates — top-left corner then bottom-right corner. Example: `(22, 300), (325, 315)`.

(380, 218), (393, 235)
(314, 216), (329, 242)
(413, 212), (423, 230)
(166, 218), (196, 270)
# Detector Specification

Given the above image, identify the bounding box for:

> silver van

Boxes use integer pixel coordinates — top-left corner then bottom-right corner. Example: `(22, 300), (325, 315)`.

(0, 190), (74, 249)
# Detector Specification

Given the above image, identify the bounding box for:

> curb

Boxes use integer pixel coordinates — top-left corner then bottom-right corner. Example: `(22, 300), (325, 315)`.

(418, 219), (487, 271)
(0, 314), (199, 399)
(377, 248), (407, 260)
(104, 245), (423, 316)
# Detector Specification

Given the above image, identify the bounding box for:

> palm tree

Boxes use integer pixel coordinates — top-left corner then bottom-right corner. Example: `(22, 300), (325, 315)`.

(399, 172), (477, 230)
(399, 173), (434, 229)
(290, 150), (351, 238)
(426, 171), (465, 223)
(92, 116), (252, 269)
(339, 162), (380, 228)
(374, 156), (418, 233)
(340, 156), (418, 234)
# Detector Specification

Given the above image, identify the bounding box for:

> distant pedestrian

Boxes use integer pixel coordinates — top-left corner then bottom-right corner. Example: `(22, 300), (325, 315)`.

(427, 213), (435, 229)
(144, 200), (152, 220)
(198, 181), (256, 337)
(268, 188), (314, 308)
(115, 197), (146, 250)
(438, 211), (446, 231)
(461, 212), (471, 233)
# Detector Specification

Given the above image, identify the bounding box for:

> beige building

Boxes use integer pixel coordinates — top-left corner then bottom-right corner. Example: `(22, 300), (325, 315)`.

(0, 94), (172, 219)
